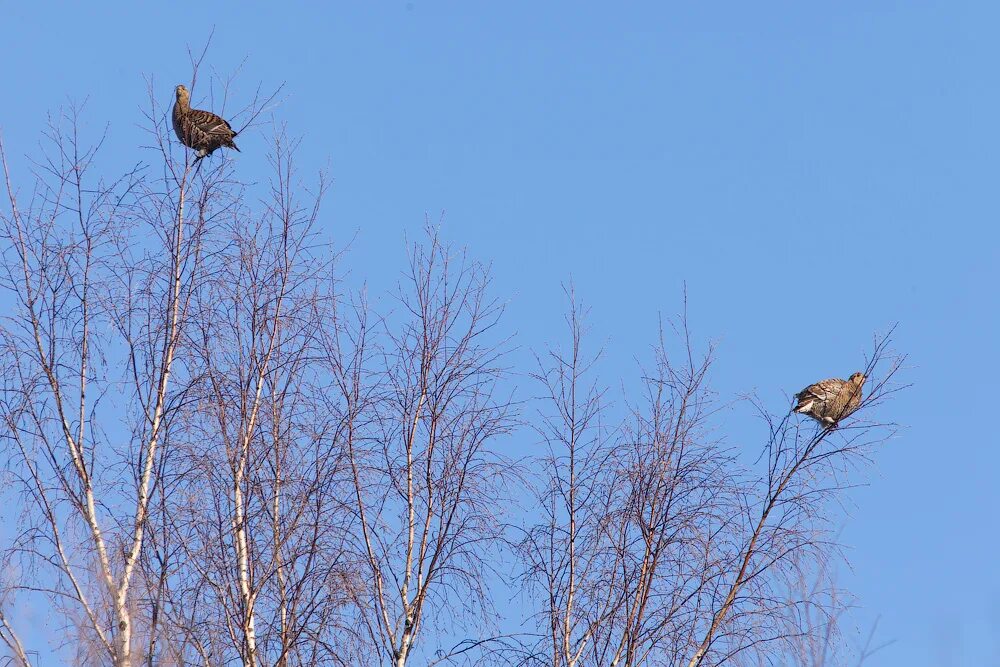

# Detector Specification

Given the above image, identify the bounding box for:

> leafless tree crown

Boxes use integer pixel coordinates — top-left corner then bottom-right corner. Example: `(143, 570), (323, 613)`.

(0, 72), (904, 667)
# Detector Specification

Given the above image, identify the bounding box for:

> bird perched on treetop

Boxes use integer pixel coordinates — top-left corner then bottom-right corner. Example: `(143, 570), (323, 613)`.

(792, 372), (866, 426)
(172, 84), (240, 161)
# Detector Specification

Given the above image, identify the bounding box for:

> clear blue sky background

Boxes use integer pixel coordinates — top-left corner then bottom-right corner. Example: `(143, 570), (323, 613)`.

(2, 3), (998, 665)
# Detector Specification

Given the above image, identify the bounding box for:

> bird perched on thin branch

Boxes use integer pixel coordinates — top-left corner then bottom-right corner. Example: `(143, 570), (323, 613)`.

(792, 372), (866, 426)
(172, 84), (240, 161)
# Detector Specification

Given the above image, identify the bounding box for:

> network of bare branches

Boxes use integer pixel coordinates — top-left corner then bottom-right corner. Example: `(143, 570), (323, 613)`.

(516, 293), (903, 667)
(0, 55), (906, 667)
(323, 226), (521, 666)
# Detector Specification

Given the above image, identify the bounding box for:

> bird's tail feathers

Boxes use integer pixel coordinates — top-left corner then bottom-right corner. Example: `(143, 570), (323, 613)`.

(791, 400), (812, 414)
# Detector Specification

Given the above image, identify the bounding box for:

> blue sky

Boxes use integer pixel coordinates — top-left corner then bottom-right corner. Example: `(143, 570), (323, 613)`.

(2, 2), (998, 664)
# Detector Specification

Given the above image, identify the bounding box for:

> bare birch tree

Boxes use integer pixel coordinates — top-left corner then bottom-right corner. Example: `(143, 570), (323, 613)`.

(0, 53), (287, 665)
(521, 296), (903, 667)
(683, 332), (902, 667)
(518, 291), (613, 667)
(138, 128), (364, 667)
(0, 99), (211, 666)
(520, 297), (739, 667)
(328, 228), (519, 666)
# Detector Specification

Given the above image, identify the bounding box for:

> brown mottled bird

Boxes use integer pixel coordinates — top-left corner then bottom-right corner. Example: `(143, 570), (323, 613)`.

(172, 84), (240, 161)
(792, 372), (866, 426)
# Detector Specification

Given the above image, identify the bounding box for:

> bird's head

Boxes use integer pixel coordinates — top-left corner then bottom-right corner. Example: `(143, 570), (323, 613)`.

(849, 371), (866, 385)
(175, 84), (190, 103)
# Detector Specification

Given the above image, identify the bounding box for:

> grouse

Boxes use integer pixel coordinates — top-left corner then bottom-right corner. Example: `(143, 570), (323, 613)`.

(172, 84), (240, 161)
(792, 372), (866, 426)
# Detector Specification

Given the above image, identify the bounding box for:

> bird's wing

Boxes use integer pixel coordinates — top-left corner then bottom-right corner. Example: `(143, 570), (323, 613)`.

(188, 109), (237, 139)
(797, 378), (845, 402)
